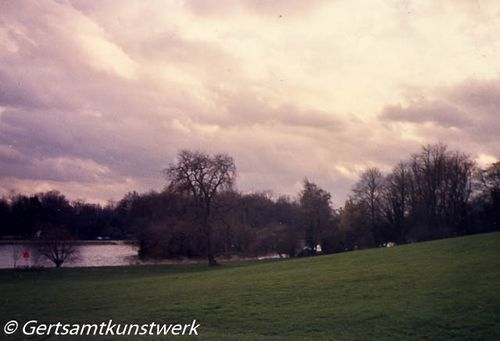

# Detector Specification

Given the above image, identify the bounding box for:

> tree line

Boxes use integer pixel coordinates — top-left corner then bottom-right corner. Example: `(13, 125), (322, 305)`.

(0, 144), (498, 266)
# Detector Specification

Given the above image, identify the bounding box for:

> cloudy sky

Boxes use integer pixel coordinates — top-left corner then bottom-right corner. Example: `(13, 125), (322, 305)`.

(1, 0), (499, 206)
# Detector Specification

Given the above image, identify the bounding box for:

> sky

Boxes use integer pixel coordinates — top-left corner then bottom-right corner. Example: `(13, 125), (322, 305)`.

(1, 0), (499, 207)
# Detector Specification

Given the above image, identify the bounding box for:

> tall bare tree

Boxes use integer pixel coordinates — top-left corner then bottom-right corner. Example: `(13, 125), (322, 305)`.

(382, 162), (409, 242)
(164, 150), (236, 266)
(474, 161), (500, 231)
(407, 144), (475, 238)
(353, 168), (384, 244)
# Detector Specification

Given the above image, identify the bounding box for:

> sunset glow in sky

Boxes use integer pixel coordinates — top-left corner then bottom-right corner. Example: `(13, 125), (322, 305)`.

(1, 0), (499, 206)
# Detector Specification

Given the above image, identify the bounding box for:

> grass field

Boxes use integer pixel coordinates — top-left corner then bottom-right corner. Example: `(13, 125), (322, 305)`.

(1, 232), (500, 340)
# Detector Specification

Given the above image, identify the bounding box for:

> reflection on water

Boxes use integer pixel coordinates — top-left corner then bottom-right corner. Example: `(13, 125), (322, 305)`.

(0, 243), (139, 269)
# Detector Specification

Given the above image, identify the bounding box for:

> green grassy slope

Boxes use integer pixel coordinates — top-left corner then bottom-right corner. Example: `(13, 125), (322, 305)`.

(1, 232), (500, 340)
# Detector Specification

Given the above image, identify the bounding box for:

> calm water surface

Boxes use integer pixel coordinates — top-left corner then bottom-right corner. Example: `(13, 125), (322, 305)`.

(0, 243), (139, 269)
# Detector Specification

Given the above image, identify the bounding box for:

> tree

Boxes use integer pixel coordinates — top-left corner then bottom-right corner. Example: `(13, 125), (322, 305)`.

(37, 224), (79, 268)
(479, 161), (500, 192)
(473, 161), (500, 232)
(406, 144), (475, 239)
(9, 194), (41, 238)
(299, 179), (333, 254)
(37, 191), (72, 227)
(9, 244), (22, 268)
(382, 162), (410, 243)
(338, 198), (374, 249)
(353, 168), (385, 244)
(0, 197), (10, 237)
(164, 150), (236, 266)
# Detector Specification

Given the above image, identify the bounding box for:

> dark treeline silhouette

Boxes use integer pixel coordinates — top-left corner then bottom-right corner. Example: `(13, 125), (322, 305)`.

(345, 144), (497, 245)
(0, 191), (118, 240)
(0, 144), (498, 264)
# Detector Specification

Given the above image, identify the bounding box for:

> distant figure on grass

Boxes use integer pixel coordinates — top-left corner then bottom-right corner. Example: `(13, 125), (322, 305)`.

(164, 150), (236, 266)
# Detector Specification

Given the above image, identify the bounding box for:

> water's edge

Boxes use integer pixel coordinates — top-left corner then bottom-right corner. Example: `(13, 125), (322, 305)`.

(0, 243), (139, 269)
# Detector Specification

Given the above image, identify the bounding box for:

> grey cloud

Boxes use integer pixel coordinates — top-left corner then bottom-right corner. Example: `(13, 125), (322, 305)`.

(1, 154), (113, 183)
(0, 144), (24, 164)
(0, 106), (178, 180)
(381, 100), (469, 128)
(448, 78), (500, 114)
(0, 70), (45, 109)
(379, 77), (500, 157)
(207, 86), (343, 130)
(184, 0), (329, 18)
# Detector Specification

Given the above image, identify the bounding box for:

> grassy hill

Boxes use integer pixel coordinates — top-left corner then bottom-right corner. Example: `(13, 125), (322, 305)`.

(1, 232), (499, 340)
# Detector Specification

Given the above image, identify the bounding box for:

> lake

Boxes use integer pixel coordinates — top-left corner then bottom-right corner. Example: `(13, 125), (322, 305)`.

(0, 242), (139, 269)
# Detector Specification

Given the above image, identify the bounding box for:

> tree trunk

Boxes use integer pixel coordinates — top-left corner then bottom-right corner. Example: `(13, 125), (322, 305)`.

(204, 218), (219, 266)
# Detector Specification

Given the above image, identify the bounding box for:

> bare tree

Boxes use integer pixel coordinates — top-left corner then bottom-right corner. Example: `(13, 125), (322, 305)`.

(164, 150), (236, 266)
(38, 224), (79, 268)
(353, 168), (385, 244)
(9, 244), (22, 268)
(382, 162), (410, 242)
(406, 144), (475, 238)
(478, 161), (500, 193)
(474, 161), (500, 232)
